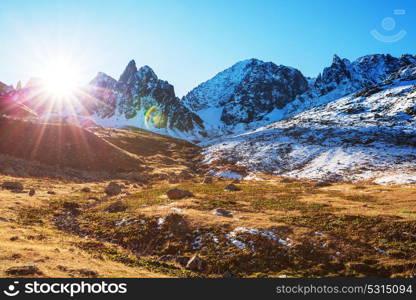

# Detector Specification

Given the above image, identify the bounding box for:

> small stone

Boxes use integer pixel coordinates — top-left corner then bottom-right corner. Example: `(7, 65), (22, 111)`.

(314, 181), (332, 187)
(28, 188), (35, 196)
(213, 208), (233, 217)
(47, 191), (56, 195)
(105, 182), (122, 196)
(185, 255), (206, 272)
(178, 170), (193, 180)
(202, 177), (213, 184)
(168, 177), (179, 184)
(81, 187), (91, 193)
(224, 183), (241, 191)
(105, 201), (128, 213)
(77, 268), (99, 278)
(222, 271), (233, 278)
(175, 256), (190, 267)
(63, 202), (80, 210)
(11, 253), (22, 260)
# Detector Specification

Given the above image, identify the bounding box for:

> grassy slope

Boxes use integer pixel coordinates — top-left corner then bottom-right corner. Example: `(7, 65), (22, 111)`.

(0, 121), (415, 278)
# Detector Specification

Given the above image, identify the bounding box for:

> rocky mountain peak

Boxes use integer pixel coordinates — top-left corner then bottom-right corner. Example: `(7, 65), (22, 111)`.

(182, 58), (308, 127)
(90, 72), (118, 87)
(88, 60), (204, 136)
(118, 59), (138, 84)
(314, 53), (416, 97)
(136, 65), (158, 82)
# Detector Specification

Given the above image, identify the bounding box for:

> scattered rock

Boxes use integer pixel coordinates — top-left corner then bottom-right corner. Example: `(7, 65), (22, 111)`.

(168, 177), (179, 184)
(77, 268), (99, 278)
(125, 172), (149, 184)
(57, 265), (68, 272)
(213, 208), (233, 217)
(105, 182), (122, 196)
(178, 170), (193, 180)
(2, 181), (23, 192)
(175, 256), (190, 267)
(164, 213), (189, 235)
(202, 177), (213, 184)
(10, 236), (19, 241)
(280, 177), (295, 183)
(347, 262), (374, 274)
(0, 216), (9, 222)
(26, 235), (46, 241)
(47, 191), (56, 195)
(6, 265), (41, 276)
(105, 201), (128, 213)
(11, 253), (22, 260)
(28, 188), (35, 196)
(63, 202), (80, 210)
(314, 181), (332, 187)
(185, 255), (206, 272)
(222, 271), (233, 278)
(224, 183), (241, 191)
(62, 202), (81, 216)
(166, 189), (194, 200)
(81, 187), (91, 193)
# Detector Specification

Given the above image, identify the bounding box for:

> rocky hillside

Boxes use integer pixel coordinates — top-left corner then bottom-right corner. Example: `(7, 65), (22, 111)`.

(203, 63), (416, 184)
(87, 60), (204, 141)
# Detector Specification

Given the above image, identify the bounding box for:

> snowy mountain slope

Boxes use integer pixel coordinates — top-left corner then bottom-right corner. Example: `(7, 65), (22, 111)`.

(181, 54), (416, 140)
(182, 58), (308, 131)
(203, 63), (416, 184)
(283, 54), (416, 118)
(87, 60), (205, 140)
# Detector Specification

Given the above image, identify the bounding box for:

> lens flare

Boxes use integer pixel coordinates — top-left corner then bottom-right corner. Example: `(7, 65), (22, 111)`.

(145, 106), (167, 129)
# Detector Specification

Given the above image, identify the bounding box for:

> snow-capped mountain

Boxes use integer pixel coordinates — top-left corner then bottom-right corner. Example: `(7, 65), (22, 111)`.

(87, 60), (204, 140)
(182, 58), (308, 133)
(203, 63), (416, 184)
(181, 54), (416, 139)
(285, 54), (416, 117)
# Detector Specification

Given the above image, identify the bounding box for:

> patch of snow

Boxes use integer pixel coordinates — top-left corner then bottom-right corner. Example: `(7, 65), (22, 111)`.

(203, 78), (416, 184)
(213, 170), (243, 179)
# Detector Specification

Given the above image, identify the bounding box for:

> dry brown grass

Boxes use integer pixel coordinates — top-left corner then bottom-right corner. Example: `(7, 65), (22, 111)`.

(1, 122), (416, 277)
(0, 176), (169, 278)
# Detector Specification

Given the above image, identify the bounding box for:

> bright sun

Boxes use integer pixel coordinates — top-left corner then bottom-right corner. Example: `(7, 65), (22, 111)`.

(40, 58), (81, 100)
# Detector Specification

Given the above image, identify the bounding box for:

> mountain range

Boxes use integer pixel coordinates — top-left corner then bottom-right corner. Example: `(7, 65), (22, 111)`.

(1, 53), (416, 183)
(87, 53), (416, 141)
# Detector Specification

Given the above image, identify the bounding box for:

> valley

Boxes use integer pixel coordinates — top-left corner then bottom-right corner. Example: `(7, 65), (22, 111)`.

(0, 121), (415, 278)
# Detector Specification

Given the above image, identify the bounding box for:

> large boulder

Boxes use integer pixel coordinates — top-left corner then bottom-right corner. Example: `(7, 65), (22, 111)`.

(166, 189), (194, 200)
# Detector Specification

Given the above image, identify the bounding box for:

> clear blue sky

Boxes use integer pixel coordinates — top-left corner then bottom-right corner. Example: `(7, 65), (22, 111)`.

(1, 0), (415, 96)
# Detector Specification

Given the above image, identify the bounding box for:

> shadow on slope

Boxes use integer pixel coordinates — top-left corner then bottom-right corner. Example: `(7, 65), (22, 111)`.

(0, 118), (142, 172)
